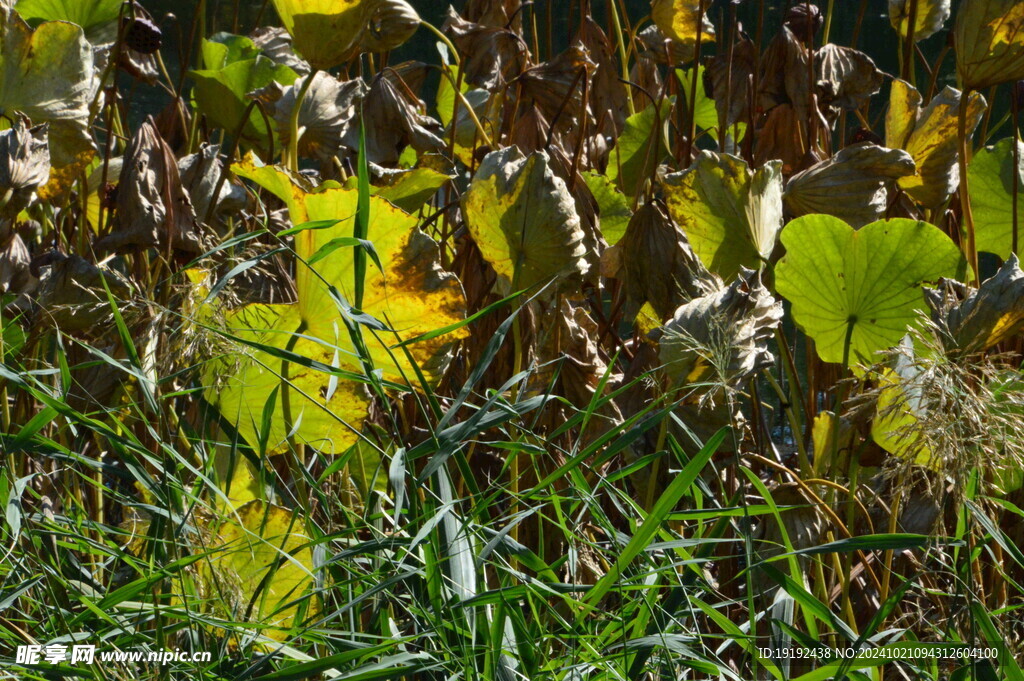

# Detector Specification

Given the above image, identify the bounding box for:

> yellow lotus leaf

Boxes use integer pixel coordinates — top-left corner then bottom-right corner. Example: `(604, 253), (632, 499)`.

(461, 147), (589, 294)
(202, 501), (318, 641)
(872, 366), (934, 468)
(207, 157), (467, 454)
(954, 0), (1024, 90)
(889, 0), (950, 41)
(271, 0), (365, 69)
(884, 81), (986, 209)
(650, 0), (715, 46)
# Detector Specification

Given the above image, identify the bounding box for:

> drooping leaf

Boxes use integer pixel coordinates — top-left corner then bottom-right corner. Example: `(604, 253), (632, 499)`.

(273, 71), (365, 163)
(362, 167), (452, 214)
(608, 200), (715, 320)
(14, 0), (121, 42)
(190, 33), (299, 154)
(650, 0), (715, 46)
(658, 268), (783, 390)
(344, 72), (445, 167)
(461, 147), (588, 293)
(889, 0), (951, 41)
(871, 339), (932, 466)
(783, 143), (916, 228)
(969, 137), (1024, 258)
(442, 7), (529, 90)
(815, 44), (885, 113)
(357, 0), (420, 53)
(954, 0), (1024, 91)
(607, 99), (672, 197)
(661, 152), (783, 280)
(0, 231), (32, 297)
(202, 501), (317, 641)
(583, 170), (632, 246)
(208, 158), (467, 454)
(775, 215), (968, 365)
(925, 255), (1024, 354)
(700, 40), (756, 135)
(885, 83), (987, 209)
(0, 8), (95, 193)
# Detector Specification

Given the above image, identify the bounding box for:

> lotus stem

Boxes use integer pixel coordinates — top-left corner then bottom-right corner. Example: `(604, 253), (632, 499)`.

(959, 88), (979, 284)
(288, 68), (319, 171)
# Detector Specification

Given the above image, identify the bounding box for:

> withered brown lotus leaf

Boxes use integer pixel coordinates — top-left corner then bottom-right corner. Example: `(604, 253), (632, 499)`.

(534, 297), (614, 408)
(178, 145), (247, 225)
(443, 8), (529, 90)
(35, 253), (132, 333)
(0, 120), (50, 220)
(757, 26), (810, 115)
(95, 120), (202, 253)
(886, 83), (987, 209)
(344, 73), (444, 167)
(612, 200), (715, 321)
(785, 3), (823, 42)
(576, 16), (627, 140)
(784, 143), (916, 227)
(0, 231), (32, 295)
(815, 44), (884, 113)
(249, 26), (310, 75)
(889, 0), (951, 42)
(753, 103), (812, 175)
(658, 268), (783, 390)
(275, 71), (366, 163)
(955, 0), (1024, 91)
(704, 38), (757, 130)
(516, 43), (596, 140)
(925, 255), (1024, 354)
(636, 24), (698, 65)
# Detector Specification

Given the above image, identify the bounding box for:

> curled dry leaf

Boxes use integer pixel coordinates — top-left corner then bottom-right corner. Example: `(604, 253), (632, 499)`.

(753, 103), (816, 175)
(661, 152), (784, 280)
(515, 43), (596, 142)
(0, 120), (49, 221)
(345, 72), (444, 167)
(954, 0), (1024, 91)
(462, 147), (589, 294)
(576, 16), (628, 140)
(704, 38), (757, 130)
(815, 44), (884, 113)
(534, 298), (615, 409)
(925, 255), (1024, 354)
(34, 253), (132, 333)
(606, 200), (715, 321)
(0, 231), (32, 296)
(784, 143), (916, 228)
(275, 71), (366, 163)
(657, 268), (783, 391)
(249, 25), (310, 75)
(650, 0), (716, 48)
(358, 0), (421, 53)
(443, 7), (529, 90)
(889, 0), (951, 42)
(177, 144), (247, 225)
(95, 120), (202, 254)
(885, 81), (987, 209)
(757, 26), (810, 116)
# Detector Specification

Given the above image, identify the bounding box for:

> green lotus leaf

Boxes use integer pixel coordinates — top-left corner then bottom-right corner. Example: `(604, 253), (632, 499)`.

(15, 0), (120, 42)
(954, 0), (1024, 91)
(661, 152), (783, 280)
(207, 158), (467, 454)
(775, 215), (968, 365)
(969, 137), (1024, 258)
(462, 147), (589, 293)
(889, 0), (951, 41)
(0, 8), (95, 193)
(583, 170), (632, 246)
(190, 34), (298, 154)
(345, 166), (452, 214)
(607, 99), (672, 197)
(202, 501), (317, 641)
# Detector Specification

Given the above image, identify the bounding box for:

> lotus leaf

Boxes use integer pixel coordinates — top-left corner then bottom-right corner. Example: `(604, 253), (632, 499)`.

(884, 82), (986, 209)
(0, 8), (94, 193)
(271, 0), (365, 70)
(954, 0), (1024, 90)
(783, 143), (916, 228)
(607, 99), (672, 197)
(658, 268), (783, 390)
(190, 34), (299, 154)
(968, 137), (1024, 258)
(0, 119), (49, 220)
(925, 256), (1024, 354)
(14, 0), (121, 42)
(274, 71), (365, 163)
(889, 0), (951, 41)
(650, 0), (715, 47)
(208, 158), (467, 454)
(775, 215), (968, 365)
(461, 147), (588, 294)
(583, 171), (632, 246)
(661, 152), (783, 280)
(202, 501), (317, 641)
